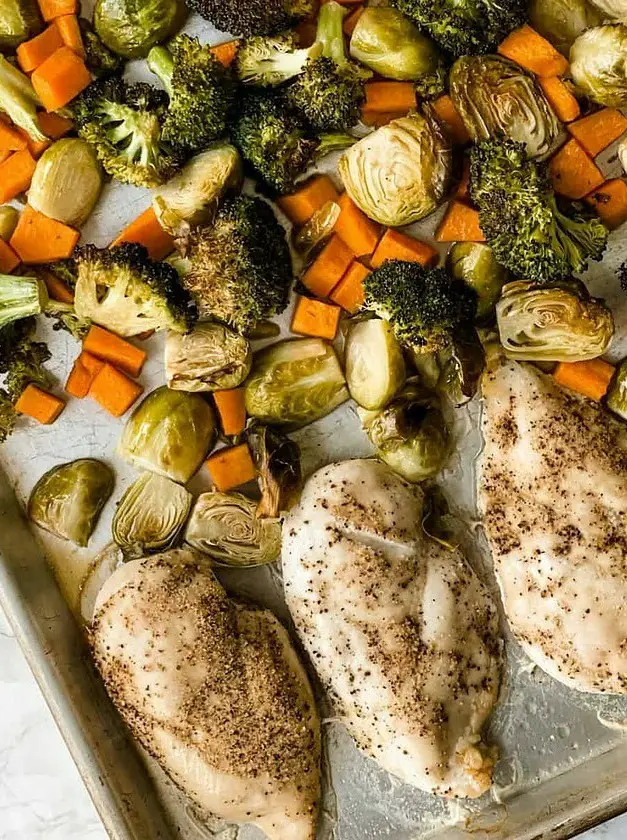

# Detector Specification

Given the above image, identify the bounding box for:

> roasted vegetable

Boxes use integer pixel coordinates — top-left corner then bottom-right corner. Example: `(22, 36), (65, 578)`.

(74, 243), (196, 337)
(469, 138), (608, 284)
(0, 207), (19, 242)
(496, 280), (614, 361)
(236, 32), (322, 86)
(183, 195), (292, 335)
(293, 200), (341, 259)
(79, 18), (123, 78)
(339, 113), (452, 226)
(0, 317), (51, 401)
(147, 35), (236, 152)
(0, 389), (17, 443)
(94, 0), (186, 59)
(231, 88), (317, 193)
(186, 0), (315, 37)
(118, 386), (217, 483)
(389, 0), (526, 57)
(73, 77), (182, 188)
(607, 359), (627, 421)
(570, 24), (627, 107)
(364, 260), (477, 353)
(245, 338), (349, 428)
(345, 318), (406, 410)
(28, 139), (104, 227)
(0, 0), (42, 50)
(620, 136), (627, 174)
(0, 54), (46, 143)
(0, 274), (48, 331)
(349, 7), (446, 97)
(361, 385), (449, 482)
(588, 0), (627, 18)
(28, 459), (114, 547)
(184, 491), (282, 566)
(529, 0), (602, 56)
(112, 471), (192, 557)
(248, 425), (302, 518)
(449, 55), (563, 160)
(165, 323), (252, 392)
(436, 325), (485, 405)
(152, 146), (243, 241)
(447, 242), (509, 321)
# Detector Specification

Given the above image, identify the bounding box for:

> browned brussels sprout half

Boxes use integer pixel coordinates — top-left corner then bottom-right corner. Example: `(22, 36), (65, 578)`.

(248, 425), (303, 519)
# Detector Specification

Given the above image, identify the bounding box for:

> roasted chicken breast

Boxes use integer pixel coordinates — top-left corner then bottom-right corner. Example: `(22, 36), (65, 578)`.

(479, 351), (627, 693)
(283, 459), (501, 798)
(91, 550), (321, 840)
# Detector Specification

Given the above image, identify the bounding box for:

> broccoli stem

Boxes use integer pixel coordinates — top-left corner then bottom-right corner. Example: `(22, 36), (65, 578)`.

(147, 46), (175, 97)
(0, 275), (48, 331)
(0, 55), (47, 143)
(316, 0), (348, 66)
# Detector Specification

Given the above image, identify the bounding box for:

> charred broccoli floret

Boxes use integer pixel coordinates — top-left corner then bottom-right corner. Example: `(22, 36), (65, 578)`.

(236, 32), (322, 86)
(147, 35), (236, 152)
(73, 243), (197, 337)
(78, 18), (122, 78)
(364, 260), (477, 353)
(470, 139), (608, 284)
(186, 0), (316, 37)
(183, 195), (293, 334)
(0, 54), (46, 143)
(0, 389), (16, 443)
(0, 317), (52, 402)
(231, 89), (317, 193)
(72, 77), (183, 187)
(287, 1), (367, 133)
(390, 0), (526, 56)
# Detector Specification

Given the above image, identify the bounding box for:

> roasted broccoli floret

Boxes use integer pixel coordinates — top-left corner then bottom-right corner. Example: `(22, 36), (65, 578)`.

(231, 89), (317, 193)
(0, 54), (46, 143)
(183, 195), (293, 334)
(0, 273), (48, 330)
(72, 77), (183, 188)
(470, 139), (608, 284)
(236, 32), (322, 86)
(390, 0), (526, 57)
(364, 260), (477, 353)
(78, 18), (122, 78)
(46, 302), (92, 341)
(0, 389), (17, 443)
(73, 243), (197, 337)
(186, 0), (316, 37)
(0, 317), (52, 401)
(287, 1), (367, 133)
(147, 35), (236, 153)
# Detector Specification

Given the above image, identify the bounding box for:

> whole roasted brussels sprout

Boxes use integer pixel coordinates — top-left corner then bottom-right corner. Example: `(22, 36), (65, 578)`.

(118, 386), (217, 483)
(338, 112), (452, 226)
(28, 459), (114, 547)
(245, 338), (349, 428)
(94, 0), (187, 59)
(345, 318), (406, 410)
(588, 0), (627, 20)
(112, 471), (192, 557)
(152, 146), (243, 242)
(570, 24), (627, 106)
(362, 385), (449, 483)
(0, 0), (42, 50)
(496, 280), (614, 361)
(449, 55), (563, 160)
(529, 0), (602, 56)
(447, 242), (509, 321)
(184, 491), (282, 567)
(248, 425), (302, 518)
(165, 323), (252, 392)
(349, 7), (446, 97)
(607, 359), (627, 421)
(29, 139), (104, 227)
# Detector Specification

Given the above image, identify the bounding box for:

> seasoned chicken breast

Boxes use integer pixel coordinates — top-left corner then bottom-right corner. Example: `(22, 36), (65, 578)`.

(479, 351), (627, 693)
(91, 550), (321, 840)
(283, 459), (501, 798)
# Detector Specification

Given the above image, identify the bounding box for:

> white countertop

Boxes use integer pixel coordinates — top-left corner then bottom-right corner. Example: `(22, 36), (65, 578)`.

(1, 605), (626, 840)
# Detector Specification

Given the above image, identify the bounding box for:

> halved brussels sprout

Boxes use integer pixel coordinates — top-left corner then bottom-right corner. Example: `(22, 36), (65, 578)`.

(165, 323), (252, 392)
(361, 385), (449, 483)
(29, 139), (104, 227)
(529, 0), (602, 56)
(345, 318), (406, 410)
(447, 242), (509, 321)
(338, 112), (452, 226)
(350, 7), (446, 97)
(94, 0), (186, 58)
(437, 326), (486, 406)
(0, 206), (19, 241)
(496, 280), (614, 361)
(118, 386), (217, 483)
(570, 24), (627, 106)
(112, 471), (192, 557)
(607, 359), (627, 421)
(248, 425), (302, 518)
(449, 55), (563, 160)
(293, 200), (341, 260)
(152, 146), (243, 242)
(28, 459), (114, 547)
(409, 349), (442, 390)
(0, 0), (42, 50)
(588, 0), (627, 20)
(245, 338), (349, 428)
(184, 491), (282, 567)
